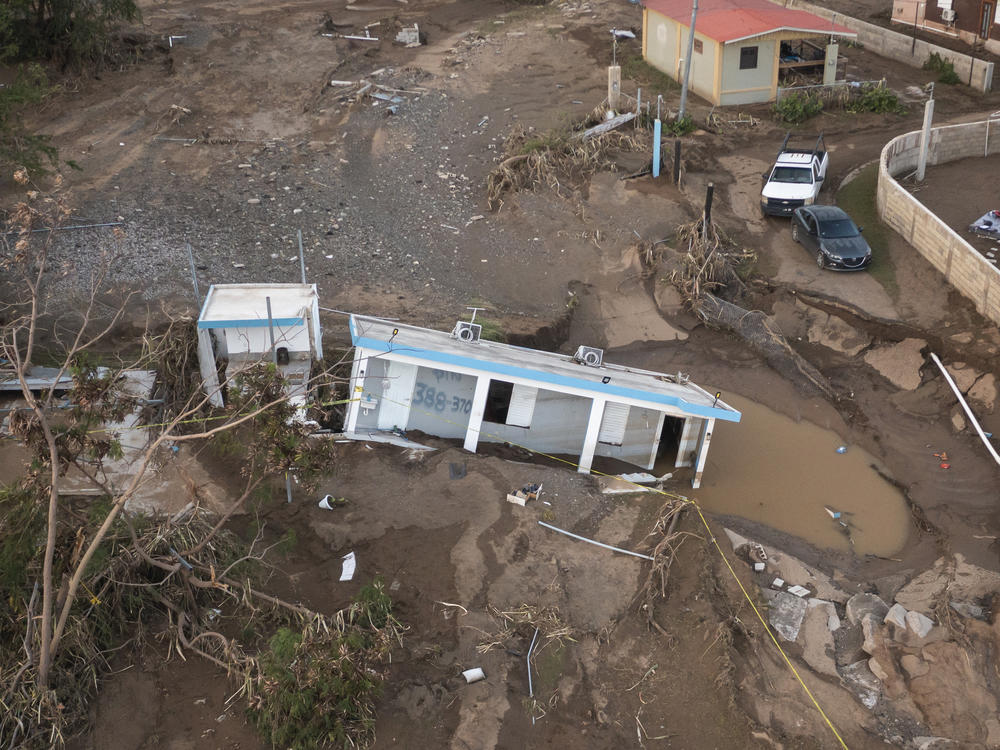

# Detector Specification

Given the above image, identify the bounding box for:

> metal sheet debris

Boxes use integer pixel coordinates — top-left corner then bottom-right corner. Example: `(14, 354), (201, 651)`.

(340, 551), (356, 581)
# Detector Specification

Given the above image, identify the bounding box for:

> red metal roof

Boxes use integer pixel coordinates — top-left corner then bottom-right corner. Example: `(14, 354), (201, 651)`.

(644, 0), (856, 44)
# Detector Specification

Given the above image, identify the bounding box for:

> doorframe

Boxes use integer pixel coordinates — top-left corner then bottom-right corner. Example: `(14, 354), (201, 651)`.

(979, 0), (994, 40)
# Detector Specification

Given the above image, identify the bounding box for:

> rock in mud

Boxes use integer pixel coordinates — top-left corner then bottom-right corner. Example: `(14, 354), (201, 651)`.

(968, 373), (997, 412)
(947, 361), (981, 393)
(805, 310), (871, 356)
(798, 599), (839, 677)
(846, 592), (890, 626)
(861, 614), (884, 655)
(900, 654), (929, 678)
(863, 338), (926, 390)
(884, 603), (908, 631)
(949, 406), (966, 432)
(765, 590), (808, 642)
(905, 610), (935, 639)
(840, 660), (881, 710)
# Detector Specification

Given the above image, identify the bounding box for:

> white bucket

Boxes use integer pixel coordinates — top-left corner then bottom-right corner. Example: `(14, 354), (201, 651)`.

(318, 494), (334, 510)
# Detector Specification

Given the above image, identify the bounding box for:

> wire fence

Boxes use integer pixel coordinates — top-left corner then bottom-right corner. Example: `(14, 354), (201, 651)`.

(776, 78), (888, 102)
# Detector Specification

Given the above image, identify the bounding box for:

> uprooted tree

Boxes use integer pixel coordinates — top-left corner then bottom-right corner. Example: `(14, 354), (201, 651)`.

(0, 174), (400, 748)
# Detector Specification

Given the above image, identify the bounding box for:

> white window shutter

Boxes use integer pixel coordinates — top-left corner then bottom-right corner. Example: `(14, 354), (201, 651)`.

(598, 402), (630, 445)
(506, 385), (538, 428)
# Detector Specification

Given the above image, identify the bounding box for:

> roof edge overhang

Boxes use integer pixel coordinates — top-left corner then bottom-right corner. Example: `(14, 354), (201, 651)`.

(724, 26), (857, 44)
(349, 316), (741, 423)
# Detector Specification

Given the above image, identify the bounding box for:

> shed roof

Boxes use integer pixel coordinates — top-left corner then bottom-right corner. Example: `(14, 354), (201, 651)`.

(350, 315), (741, 422)
(198, 284), (318, 329)
(644, 0), (856, 44)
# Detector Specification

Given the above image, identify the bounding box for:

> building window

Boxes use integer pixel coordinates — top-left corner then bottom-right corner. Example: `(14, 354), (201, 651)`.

(739, 45), (759, 70)
(483, 380), (513, 423)
(693, 38), (703, 54)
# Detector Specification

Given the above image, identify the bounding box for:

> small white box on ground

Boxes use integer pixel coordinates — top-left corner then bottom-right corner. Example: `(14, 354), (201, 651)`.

(462, 667), (486, 684)
(772, 577), (785, 589)
(754, 562), (766, 572)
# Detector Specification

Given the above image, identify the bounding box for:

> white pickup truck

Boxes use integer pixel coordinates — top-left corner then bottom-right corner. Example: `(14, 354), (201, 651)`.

(760, 133), (828, 217)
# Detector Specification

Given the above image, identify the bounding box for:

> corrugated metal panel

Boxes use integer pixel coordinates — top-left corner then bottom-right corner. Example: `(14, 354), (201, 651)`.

(506, 384), (538, 428)
(598, 402), (630, 445)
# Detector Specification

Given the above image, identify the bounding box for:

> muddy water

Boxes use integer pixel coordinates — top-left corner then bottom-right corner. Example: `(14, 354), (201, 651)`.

(691, 394), (910, 557)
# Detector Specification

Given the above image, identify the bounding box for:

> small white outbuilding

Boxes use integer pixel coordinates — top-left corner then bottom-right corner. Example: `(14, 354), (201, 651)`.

(196, 283), (322, 408)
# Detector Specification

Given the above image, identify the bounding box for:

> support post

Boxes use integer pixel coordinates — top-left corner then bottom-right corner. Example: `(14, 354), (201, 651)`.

(823, 42), (838, 86)
(285, 473), (293, 503)
(608, 65), (622, 112)
(464, 376), (491, 453)
(652, 117), (662, 178)
(916, 96), (935, 181)
(703, 181), (714, 228)
(673, 139), (682, 184)
(578, 397), (607, 474)
(344, 347), (366, 434)
(186, 243), (201, 307)
(265, 296), (278, 365)
(691, 417), (715, 488)
(297, 229), (307, 285)
(678, 0), (699, 121)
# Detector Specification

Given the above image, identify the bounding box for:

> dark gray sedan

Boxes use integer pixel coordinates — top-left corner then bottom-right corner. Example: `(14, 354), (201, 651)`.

(791, 205), (872, 271)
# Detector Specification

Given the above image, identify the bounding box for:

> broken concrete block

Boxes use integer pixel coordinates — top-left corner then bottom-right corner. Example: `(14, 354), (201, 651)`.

(840, 660), (881, 710)
(949, 600), (986, 620)
(798, 599), (839, 677)
(905, 609), (935, 639)
(912, 738), (959, 750)
(884, 603), (908, 630)
(863, 338), (926, 390)
(950, 406), (966, 433)
(846, 592), (889, 626)
(900, 653), (929, 678)
(868, 656), (889, 681)
(861, 613), (883, 655)
(767, 590), (808, 642)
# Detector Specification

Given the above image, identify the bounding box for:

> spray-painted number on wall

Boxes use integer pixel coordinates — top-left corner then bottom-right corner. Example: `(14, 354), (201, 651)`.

(413, 383), (473, 414)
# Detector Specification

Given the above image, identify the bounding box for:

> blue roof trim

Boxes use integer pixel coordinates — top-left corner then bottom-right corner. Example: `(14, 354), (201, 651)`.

(351, 330), (740, 423)
(198, 317), (305, 330)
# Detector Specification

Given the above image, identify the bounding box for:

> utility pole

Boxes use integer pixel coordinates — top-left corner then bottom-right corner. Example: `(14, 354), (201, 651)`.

(678, 0), (699, 121)
(916, 84), (934, 181)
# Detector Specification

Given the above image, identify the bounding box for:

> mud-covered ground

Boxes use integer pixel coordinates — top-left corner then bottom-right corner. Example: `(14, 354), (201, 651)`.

(10, 0), (1000, 748)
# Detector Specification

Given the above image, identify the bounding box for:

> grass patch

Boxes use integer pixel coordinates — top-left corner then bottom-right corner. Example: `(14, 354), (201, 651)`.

(621, 55), (678, 96)
(836, 163), (897, 297)
(923, 52), (961, 85)
(477, 318), (507, 343)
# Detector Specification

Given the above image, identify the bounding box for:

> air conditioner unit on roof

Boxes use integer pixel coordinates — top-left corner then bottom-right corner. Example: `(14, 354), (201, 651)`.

(452, 321), (482, 342)
(574, 345), (604, 367)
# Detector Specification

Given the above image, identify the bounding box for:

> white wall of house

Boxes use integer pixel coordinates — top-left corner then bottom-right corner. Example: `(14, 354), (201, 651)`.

(594, 404), (664, 470)
(222, 322), (312, 358)
(405, 367), (477, 438)
(482, 387), (592, 456)
(719, 39), (776, 105)
(645, 10), (680, 77)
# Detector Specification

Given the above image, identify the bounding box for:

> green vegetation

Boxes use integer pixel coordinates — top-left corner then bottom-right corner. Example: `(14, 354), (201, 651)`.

(0, 0), (140, 171)
(923, 52), (961, 85)
(477, 318), (507, 342)
(248, 579), (401, 750)
(771, 92), (824, 124)
(622, 54), (679, 95)
(664, 114), (696, 136)
(837, 163), (898, 297)
(847, 84), (906, 115)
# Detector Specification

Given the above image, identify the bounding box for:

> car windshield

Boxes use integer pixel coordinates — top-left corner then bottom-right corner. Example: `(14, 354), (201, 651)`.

(818, 218), (858, 239)
(770, 166), (812, 184)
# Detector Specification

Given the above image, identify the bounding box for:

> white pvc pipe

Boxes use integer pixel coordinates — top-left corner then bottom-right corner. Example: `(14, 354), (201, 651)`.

(930, 353), (1000, 466)
(537, 521), (654, 561)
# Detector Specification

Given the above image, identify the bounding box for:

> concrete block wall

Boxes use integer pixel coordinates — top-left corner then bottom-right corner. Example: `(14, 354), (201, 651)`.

(877, 120), (1000, 326)
(779, 0), (994, 92)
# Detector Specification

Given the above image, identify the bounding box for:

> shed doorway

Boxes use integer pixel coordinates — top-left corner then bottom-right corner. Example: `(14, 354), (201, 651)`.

(657, 415), (685, 462)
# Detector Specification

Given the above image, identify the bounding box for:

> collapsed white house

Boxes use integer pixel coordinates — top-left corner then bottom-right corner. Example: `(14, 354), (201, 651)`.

(344, 315), (741, 487)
